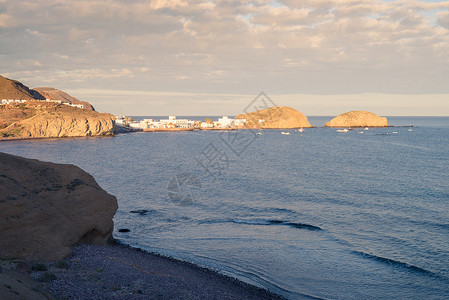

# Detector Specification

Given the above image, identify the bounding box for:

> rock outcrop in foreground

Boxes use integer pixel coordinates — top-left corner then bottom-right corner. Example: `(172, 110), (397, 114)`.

(325, 111), (388, 127)
(0, 152), (118, 261)
(235, 106), (312, 128)
(0, 105), (115, 139)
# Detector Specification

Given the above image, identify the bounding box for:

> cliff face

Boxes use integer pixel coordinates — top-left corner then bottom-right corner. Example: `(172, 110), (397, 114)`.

(325, 111), (388, 127)
(0, 106), (115, 139)
(0, 75), (45, 100)
(0, 152), (118, 261)
(235, 106), (312, 128)
(34, 87), (95, 111)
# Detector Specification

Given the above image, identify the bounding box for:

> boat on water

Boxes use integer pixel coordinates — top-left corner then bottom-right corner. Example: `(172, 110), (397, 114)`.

(298, 128), (304, 133)
(364, 127), (369, 130)
(281, 132), (290, 135)
(256, 132), (262, 136)
(336, 129), (349, 133)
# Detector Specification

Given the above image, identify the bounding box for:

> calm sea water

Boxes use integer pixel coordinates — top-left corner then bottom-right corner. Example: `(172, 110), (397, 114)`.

(1, 116), (448, 299)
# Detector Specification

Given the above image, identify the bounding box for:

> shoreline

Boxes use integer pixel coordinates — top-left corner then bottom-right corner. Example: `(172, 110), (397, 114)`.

(0, 124), (416, 142)
(1, 241), (285, 300)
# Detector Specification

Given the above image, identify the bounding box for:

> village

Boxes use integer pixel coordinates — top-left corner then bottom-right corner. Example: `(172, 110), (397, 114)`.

(1, 98), (85, 109)
(115, 115), (247, 131)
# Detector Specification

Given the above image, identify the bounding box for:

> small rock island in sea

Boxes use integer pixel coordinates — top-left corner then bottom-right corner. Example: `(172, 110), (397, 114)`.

(325, 110), (388, 127)
(235, 106), (312, 128)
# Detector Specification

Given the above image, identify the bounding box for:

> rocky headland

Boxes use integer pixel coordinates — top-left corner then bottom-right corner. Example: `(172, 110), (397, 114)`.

(0, 75), (115, 140)
(0, 105), (115, 139)
(325, 110), (388, 127)
(235, 106), (312, 128)
(0, 152), (118, 261)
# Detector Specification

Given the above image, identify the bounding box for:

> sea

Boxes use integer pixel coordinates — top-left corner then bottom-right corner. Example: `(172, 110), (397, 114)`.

(1, 116), (448, 299)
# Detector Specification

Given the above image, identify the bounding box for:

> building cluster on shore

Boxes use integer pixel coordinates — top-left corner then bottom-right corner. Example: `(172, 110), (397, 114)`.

(1, 98), (84, 109)
(116, 115), (246, 131)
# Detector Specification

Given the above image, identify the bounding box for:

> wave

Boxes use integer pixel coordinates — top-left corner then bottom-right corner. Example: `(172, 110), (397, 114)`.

(352, 250), (440, 277)
(199, 218), (323, 231)
(230, 219), (323, 231)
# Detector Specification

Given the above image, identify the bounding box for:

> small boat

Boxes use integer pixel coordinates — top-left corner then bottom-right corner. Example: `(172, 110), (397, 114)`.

(281, 132), (290, 135)
(336, 129), (349, 133)
(298, 128), (304, 133)
(364, 127), (369, 130)
(256, 132), (262, 136)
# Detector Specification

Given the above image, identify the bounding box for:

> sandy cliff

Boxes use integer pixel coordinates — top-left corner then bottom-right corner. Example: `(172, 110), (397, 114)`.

(0, 152), (118, 261)
(235, 106), (312, 128)
(0, 105), (115, 139)
(325, 111), (388, 127)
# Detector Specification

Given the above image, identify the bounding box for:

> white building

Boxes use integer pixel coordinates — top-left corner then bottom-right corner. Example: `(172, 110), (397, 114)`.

(159, 116), (195, 128)
(201, 122), (214, 128)
(115, 116), (128, 126)
(62, 102), (84, 109)
(129, 122), (143, 129)
(1, 99), (27, 105)
(234, 119), (246, 126)
(217, 116), (233, 127)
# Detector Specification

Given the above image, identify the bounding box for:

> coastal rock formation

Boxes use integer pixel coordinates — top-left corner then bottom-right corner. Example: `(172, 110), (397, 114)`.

(0, 152), (118, 261)
(1, 75), (95, 110)
(34, 87), (95, 111)
(325, 111), (388, 127)
(235, 106), (312, 128)
(0, 106), (115, 139)
(0, 75), (45, 100)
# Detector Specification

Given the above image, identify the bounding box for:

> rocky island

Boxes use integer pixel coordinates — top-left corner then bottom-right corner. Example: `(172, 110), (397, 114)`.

(325, 110), (389, 127)
(0, 75), (115, 140)
(235, 106), (312, 128)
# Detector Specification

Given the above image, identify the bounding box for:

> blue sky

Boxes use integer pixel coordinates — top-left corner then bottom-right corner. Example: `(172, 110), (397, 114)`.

(1, 0), (448, 116)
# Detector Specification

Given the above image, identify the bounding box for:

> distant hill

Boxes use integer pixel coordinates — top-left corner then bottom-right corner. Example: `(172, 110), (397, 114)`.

(0, 75), (45, 100)
(34, 87), (95, 111)
(325, 111), (389, 127)
(235, 106), (312, 128)
(0, 75), (95, 111)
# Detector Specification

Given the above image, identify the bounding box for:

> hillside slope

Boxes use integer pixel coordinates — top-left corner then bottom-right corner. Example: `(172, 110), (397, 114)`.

(0, 75), (45, 100)
(34, 87), (95, 111)
(235, 106), (312, 128)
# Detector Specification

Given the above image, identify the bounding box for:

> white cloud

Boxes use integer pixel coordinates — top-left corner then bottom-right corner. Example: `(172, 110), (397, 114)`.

(0, 0), (448, 114)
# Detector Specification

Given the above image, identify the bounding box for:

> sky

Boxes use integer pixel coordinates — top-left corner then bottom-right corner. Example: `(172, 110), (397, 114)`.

(1, 0), (449, 116)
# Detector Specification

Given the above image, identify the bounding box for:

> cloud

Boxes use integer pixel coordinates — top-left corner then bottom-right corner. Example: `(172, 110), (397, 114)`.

(0, 0), (449, 114)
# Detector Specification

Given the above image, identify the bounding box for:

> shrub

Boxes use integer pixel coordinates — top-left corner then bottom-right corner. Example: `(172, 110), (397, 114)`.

(38, 272), (57, 282)
(31, 262), (47, 272)
(54, 260), (69, 269)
